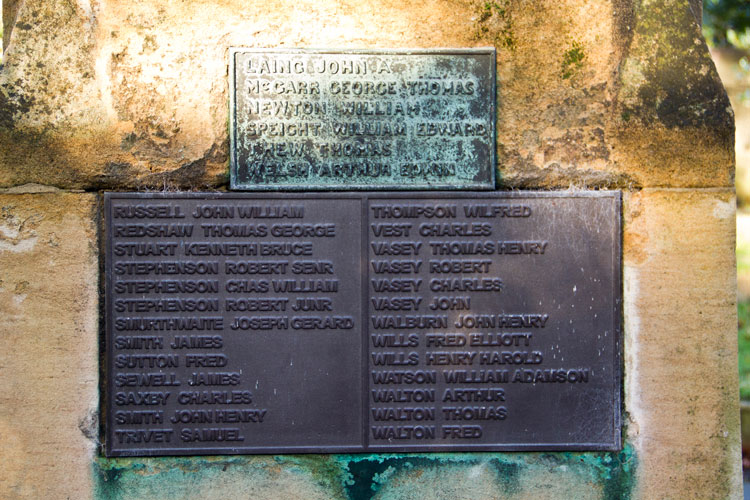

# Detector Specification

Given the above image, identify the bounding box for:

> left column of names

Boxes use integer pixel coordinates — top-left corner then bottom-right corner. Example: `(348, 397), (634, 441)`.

(106, 195), (365, 456)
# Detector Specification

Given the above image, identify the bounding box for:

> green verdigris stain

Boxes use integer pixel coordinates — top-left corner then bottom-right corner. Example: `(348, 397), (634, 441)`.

(93, 444), (636, 500)
(229, 49), (496, 191)
(93, 455), (351, 499)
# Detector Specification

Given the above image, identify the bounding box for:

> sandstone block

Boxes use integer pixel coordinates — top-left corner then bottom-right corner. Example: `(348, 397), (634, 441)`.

(0, 193), (99, 499)
(0, 188), (742, 499)
(623, 188), (741, 499)
(0, 0), (732, 190)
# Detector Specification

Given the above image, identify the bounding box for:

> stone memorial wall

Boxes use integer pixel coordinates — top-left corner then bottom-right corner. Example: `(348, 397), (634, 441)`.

(0, 0), (742, 499)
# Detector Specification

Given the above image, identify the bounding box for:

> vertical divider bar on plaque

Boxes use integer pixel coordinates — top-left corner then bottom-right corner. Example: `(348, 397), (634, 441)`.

(361, 195), (370, 451)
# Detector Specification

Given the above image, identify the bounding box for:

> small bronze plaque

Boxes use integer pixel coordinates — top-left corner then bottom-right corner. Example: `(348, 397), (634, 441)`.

(229, 49), (496, 190)
(105, 192), (620, 456)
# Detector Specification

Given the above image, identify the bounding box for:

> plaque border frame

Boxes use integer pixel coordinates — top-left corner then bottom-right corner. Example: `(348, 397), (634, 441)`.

(103, 191), (621, 457)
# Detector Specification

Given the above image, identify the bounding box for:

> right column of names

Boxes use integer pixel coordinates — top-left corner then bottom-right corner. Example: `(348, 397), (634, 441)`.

(366, 195), (618, 450)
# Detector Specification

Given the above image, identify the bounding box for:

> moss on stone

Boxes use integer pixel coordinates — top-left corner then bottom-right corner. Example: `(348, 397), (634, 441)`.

(618, 0), (732, 141)
(473, 0), (515, 51)
(561, 41), (586, 79)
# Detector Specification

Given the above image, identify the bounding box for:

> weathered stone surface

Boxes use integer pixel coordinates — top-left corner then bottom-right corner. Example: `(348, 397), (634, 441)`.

(623, 188), (741, 499)
(0, 189), (741, 500)
(95, 456), (346, 500)
(0, 193), (98, 499)
(92, 452), (635, 500)
(361, 457), (604, 500)
(0, 0), (733, 190)
(611, 1), (734, 189)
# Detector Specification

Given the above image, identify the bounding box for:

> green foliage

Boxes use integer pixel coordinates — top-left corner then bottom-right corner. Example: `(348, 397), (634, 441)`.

(704, 0), (750, 47)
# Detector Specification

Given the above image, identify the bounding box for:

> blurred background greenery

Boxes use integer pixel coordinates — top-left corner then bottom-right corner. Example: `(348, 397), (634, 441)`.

(707, 0), (750, 207)
(704, 0), (750, 470)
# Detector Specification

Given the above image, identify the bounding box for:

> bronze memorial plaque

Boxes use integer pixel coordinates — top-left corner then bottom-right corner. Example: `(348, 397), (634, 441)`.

(105, 192), (621, 456)
(229, 49), (496, 190)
